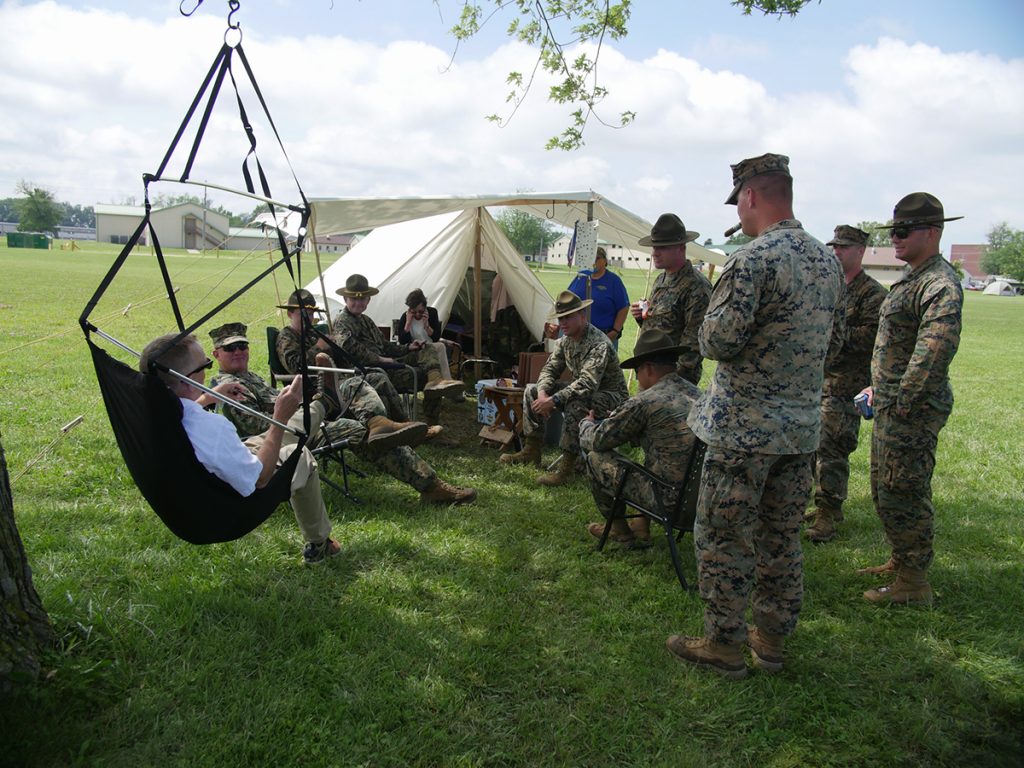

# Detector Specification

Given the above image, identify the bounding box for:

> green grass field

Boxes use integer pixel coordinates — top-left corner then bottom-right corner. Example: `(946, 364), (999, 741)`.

(1, 242), (1022, 767)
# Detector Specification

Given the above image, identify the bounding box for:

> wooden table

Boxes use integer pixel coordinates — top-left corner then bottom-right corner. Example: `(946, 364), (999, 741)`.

(478, 385), (525, 450)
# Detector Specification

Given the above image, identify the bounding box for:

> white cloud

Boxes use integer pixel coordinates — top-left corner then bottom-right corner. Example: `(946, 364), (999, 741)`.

(1, 3), (1020, 245)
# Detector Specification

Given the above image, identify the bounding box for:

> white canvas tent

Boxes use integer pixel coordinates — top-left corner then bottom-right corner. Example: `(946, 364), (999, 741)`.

(305, 191), (728, 358)
(982, 279), (1019, 296)
(304, 207), (554, 344)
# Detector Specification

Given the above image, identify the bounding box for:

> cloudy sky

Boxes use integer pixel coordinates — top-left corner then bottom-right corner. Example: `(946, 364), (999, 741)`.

(1, 0), (1021, 246)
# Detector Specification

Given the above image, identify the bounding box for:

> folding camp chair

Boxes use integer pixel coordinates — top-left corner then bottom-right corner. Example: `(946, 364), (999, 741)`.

(266, 326), (365, 503)
(596, 439), (708, 590)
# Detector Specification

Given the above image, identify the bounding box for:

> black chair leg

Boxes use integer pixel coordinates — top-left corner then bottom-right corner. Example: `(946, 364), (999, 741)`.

(664, 525), (690, 591)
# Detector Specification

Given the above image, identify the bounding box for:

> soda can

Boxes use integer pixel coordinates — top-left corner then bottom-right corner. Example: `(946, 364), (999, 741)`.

(853, 392), (873, 420)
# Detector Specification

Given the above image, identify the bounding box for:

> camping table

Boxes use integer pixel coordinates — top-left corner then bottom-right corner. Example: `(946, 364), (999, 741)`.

(479, 385), (525, 451)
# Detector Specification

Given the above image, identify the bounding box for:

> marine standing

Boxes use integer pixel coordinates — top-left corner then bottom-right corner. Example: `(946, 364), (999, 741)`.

(858, 193), (964, 606)
(667, 153), (845, 679)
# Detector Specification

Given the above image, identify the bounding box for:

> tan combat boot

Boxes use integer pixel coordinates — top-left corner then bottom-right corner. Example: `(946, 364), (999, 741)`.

(628, 515), (652, 544)
(424, 369), (464, 397)
(665, 635), (747, 680)
(587, 518), (635, 545)
(746, 626), (785, 673)
(365, 416), (429, 450)
(499, 434), (543, 466)
(422, 425), (445, 442)
(806, 508), (837, 544)
(419, 478), (478, 505)
(537, 453), (576, 486)
(863, 567), (933, 606)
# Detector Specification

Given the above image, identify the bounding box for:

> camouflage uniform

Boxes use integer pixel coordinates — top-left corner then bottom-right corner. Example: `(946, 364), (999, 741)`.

(330, 307), (442, 392)
(276, 324), (410, 421)
(687, 220), (845, 645)
(870, 254), (962, 572)
(813, 270), (887, 516)
(210, 368), (366, 448)
(579, 372), (700, 518)
(522, 323), (629, 456)
(637, 265), (712, 385)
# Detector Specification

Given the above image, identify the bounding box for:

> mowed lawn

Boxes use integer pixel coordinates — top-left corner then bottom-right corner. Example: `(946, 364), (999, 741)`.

(1, 242), (1021, 768)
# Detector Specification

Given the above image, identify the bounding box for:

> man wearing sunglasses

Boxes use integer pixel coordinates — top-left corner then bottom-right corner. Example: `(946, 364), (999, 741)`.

(857, 193), (964, 606)
(805, 226), (888, 544)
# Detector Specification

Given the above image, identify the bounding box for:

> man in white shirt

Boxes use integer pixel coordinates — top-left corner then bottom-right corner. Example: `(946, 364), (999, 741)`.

(139, 332), (340, 565)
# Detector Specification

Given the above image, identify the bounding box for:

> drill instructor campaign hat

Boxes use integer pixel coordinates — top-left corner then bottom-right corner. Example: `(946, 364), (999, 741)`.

(335, 274), (380, 298)
(618, 329), (684, 369)
(638, 213), (700, 247)
(276, 288), (325, 313)
(874, 192), (963, 229)
(547, 290), (593, 321)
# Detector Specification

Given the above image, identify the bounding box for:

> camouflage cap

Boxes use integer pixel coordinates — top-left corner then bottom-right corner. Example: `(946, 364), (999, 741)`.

(875, 192), (963, 229)
(277, 288), (325, 312)
(209, 322), (248, 348)
(826, 225), (870, 247)
(725, 153), (791, 205)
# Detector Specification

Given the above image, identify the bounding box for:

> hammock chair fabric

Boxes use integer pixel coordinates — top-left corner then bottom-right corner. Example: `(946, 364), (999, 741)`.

(89, 340), (302, 544)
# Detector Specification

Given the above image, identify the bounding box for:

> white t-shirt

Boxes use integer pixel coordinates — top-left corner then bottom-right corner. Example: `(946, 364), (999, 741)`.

(409, 317), (432, 343)
(180, 397), (261, 496)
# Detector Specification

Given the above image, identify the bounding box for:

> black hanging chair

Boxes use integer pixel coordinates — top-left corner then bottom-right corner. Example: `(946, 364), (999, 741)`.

(80, 3), (325, 544)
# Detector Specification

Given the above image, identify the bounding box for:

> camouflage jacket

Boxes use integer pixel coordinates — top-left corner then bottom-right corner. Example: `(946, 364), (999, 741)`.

(871, 254), (962, 415)
(638, 263), (712, 384)
(276, 326), (321, 375)
(579, 372), (700, 483)
(330, 308), (409, 366)
(538, 323), (629, 408)
(688, 219), (845, 454)
(824, 269), (888, 400)
(209, 369), (278, 438)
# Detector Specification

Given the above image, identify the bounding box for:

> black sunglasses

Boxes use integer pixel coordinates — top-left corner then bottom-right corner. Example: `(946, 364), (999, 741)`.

(890, 224), (933, 240)
(187, 358), (214, 376)
(222, 342), (249, 353)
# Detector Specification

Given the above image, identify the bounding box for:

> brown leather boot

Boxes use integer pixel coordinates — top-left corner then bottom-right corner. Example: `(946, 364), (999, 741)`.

(365, 416), (429, 450)
(806, 508), (837, 543)
(419, 478), (477, 505)
(863, 567), (933, 605)
(499, 434), (543, 466)
(856, 557), (896, 576)
(537, 453), (576, 486)
(665, 635), (747, 680)
(587, 519), (635, 545)
(746, 626), (785, 673)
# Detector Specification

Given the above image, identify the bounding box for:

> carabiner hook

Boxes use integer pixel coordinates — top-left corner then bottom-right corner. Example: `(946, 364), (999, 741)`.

(179, 0), (204, 16)
(227, 0), (241, 29)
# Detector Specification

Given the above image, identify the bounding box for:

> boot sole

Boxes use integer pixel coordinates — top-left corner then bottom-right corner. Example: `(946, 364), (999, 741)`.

(863, 587), (933, 605)
(366, 423), (429, 450)
(748, 649), (784, 673)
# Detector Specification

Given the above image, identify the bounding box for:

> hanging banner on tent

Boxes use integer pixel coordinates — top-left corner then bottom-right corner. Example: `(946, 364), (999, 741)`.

(574, 219), (600, 271)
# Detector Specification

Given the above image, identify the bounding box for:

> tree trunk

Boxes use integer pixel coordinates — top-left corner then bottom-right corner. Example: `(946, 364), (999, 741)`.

(0, 426), (54, 694)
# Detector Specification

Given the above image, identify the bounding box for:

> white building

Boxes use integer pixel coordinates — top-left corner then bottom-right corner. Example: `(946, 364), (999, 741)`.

(95, 202), (273, 252)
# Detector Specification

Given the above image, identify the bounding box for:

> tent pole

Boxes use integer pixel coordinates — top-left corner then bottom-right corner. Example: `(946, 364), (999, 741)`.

(309, 209), (334, 328)
(474, 208), (483, 378)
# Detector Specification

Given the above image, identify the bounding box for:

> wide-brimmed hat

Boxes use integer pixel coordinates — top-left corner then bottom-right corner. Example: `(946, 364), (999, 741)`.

(874, 192), (963, 230)
(335, 274), (380, 298)
(725, 153), (791, 205)
(619, 329), (684, 369)
(547, 290), (593, 320)
(826, 225), (870, 247)
(209, 322), (249, 348)
(638, 213), (700, 247)
(276, 288), (325, 313)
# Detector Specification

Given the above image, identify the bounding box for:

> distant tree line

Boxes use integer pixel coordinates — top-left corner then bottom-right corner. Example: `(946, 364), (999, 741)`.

(981, 223), (1024, 282)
